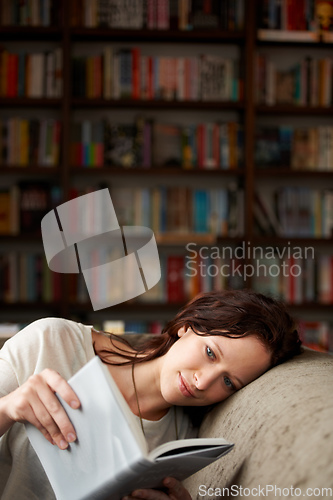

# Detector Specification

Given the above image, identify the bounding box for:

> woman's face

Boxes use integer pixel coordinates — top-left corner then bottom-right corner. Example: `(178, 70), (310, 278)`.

(158, 327), (271, 407)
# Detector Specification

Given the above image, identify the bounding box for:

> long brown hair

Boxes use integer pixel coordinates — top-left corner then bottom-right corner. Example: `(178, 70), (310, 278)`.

(100, 289), (302, 369)
(97, 290), (302, 425)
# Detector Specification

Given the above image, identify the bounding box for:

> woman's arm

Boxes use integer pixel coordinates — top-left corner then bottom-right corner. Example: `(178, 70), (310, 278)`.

(0, 368), (81, 449)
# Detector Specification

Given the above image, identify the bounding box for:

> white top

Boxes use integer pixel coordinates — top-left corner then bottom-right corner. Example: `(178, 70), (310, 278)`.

(0, 317), (195, 500)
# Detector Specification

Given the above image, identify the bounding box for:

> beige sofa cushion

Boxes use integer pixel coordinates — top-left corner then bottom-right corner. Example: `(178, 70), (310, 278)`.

(184, 349), (333, 500)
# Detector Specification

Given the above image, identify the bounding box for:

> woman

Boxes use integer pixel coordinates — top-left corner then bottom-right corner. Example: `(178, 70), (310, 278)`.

(0, 289), (302, 500)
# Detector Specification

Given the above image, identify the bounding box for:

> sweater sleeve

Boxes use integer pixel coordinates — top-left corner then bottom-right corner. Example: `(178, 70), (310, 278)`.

(0, 317), (95, 396)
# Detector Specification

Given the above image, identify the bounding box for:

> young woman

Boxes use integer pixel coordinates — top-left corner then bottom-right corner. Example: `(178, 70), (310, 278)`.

(0, 289), (302, 500)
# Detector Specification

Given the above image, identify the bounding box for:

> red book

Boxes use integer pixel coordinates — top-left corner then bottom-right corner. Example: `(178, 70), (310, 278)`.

(167, 255), (185, 303)
(213, 123), (220, 168)
(7, 53), (18, 97)
(184, 58), (190, 100)
(147, 56), (153, 100)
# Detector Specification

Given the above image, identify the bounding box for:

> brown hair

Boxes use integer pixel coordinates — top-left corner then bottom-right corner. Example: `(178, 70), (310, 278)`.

(98, 289), (302, 426)
(100, 289), (302, 368)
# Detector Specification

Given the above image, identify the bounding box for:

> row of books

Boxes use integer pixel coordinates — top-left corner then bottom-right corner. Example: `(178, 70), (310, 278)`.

(0, 182), (62, 235)
(0, 47), (63, 98)
(0, 0), (60, 26)
(256, 54), (333, 107)
(258, 0), (333, 42)
(0, 118), (61, 167)
(69, 253), (246, 307)
(1, 248), (333, 308)
(101, 320), (165, 336)
(72, 49), (242, 102)
(298, 320), (333, 353)
(254, 187), (333, 238)
(71, 0), (245, 31)
(67, 250), (333, 307)
(68, 184), (244, 237)
(72, 118), (244, 169)
(0, 252), (61, 304)
(259, 0), (318, 32)
(252, 254), (333, 306)
(255, 125), (333, 171)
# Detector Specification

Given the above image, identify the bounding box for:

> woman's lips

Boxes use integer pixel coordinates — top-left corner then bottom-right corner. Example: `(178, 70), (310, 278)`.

(178, 373), (195, 398)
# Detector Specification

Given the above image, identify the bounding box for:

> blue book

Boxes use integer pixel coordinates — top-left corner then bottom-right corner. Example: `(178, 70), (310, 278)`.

(193, 190), (209, 233)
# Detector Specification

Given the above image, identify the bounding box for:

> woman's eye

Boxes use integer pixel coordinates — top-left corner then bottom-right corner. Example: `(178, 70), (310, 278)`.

(224, 376), (234, 390)
(206, 346), (215, 359)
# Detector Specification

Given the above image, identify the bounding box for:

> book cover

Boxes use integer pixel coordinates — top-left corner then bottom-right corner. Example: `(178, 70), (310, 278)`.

(152, 123), (182, 167)
(18, 182), (50, 235)
(25, 356), (233, 500)
(104, 121), (137, 168)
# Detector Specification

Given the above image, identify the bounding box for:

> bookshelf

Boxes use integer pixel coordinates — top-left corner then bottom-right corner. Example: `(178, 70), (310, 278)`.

(0, 0), (332, 352)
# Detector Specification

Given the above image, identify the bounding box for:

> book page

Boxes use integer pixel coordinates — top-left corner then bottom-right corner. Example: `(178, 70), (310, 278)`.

(26, 357), (147, 500)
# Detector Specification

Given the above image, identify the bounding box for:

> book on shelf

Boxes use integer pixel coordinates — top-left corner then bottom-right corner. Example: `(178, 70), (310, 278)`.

(25, 356), (234, 500)
(258, 0), (333, 40)
(69, 0), (245, 31)
(0, 0), (60, 27)
(71, 48), (241, 103)
(254, 191), (283, 236)
(256, 54), (333, 108)
(255, 125), (333, 171)
(71, 117), (243, 170)
(0, 117), (61, 167)
(299, 320), (332, 353)
(0, 47), (62, 99)
(152, 123), (182, 167)
(18, 182), (50, 235)
(167, 255), (186, 303)
(0, 252), (61, 304)
(103, 121), (139, 168)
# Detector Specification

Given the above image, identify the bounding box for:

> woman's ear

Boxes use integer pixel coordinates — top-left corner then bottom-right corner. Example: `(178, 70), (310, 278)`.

(177, 326), (187, 337)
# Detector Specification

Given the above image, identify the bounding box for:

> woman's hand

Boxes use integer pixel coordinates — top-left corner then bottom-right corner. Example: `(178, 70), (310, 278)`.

(0, 368), (80, 449)
(122, 477), (192, 500)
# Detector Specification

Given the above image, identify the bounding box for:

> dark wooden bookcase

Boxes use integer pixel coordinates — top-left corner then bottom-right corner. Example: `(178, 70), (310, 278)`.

(0, 0), (332, 343)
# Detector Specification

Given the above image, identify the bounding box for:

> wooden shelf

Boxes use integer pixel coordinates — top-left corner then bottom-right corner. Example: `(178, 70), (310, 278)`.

(256, 105), (333, 116)
(71, 28), (246, 43)
(71, 98), (245, 110)
(0, 98), (62, 108)
(0, 26), (62, 40)
(70, 166), (245, 176)
(252, 236), (333, 246)
(0, 167), (61, 175)
(254, 168), (333, 178)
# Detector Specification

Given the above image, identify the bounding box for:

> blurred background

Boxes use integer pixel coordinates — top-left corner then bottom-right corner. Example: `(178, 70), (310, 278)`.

(0, 0), (332, 352)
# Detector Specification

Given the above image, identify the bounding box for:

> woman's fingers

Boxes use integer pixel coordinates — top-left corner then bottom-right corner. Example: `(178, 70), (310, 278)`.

(122, 477), (192, 500)
(31, 369), (80, 448)
(162, 477), (192, 500)
(4, 368), (80, 449)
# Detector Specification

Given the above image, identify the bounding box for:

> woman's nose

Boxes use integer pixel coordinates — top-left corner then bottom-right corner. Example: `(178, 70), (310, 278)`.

(194, 368), (219, 391)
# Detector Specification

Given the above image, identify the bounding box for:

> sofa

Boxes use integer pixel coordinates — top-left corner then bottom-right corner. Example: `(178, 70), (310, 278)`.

(181, 347), (333, 500)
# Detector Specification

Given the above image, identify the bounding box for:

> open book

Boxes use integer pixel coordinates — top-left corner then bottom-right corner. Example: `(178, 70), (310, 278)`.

(25, 356), (234, 500)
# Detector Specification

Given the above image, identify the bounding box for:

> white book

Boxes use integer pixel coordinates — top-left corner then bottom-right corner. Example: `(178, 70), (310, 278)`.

(25, 356), (233, 500)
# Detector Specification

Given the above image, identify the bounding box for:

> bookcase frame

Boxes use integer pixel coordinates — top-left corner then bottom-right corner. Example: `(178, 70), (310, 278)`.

(0, 0), (332, 334)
